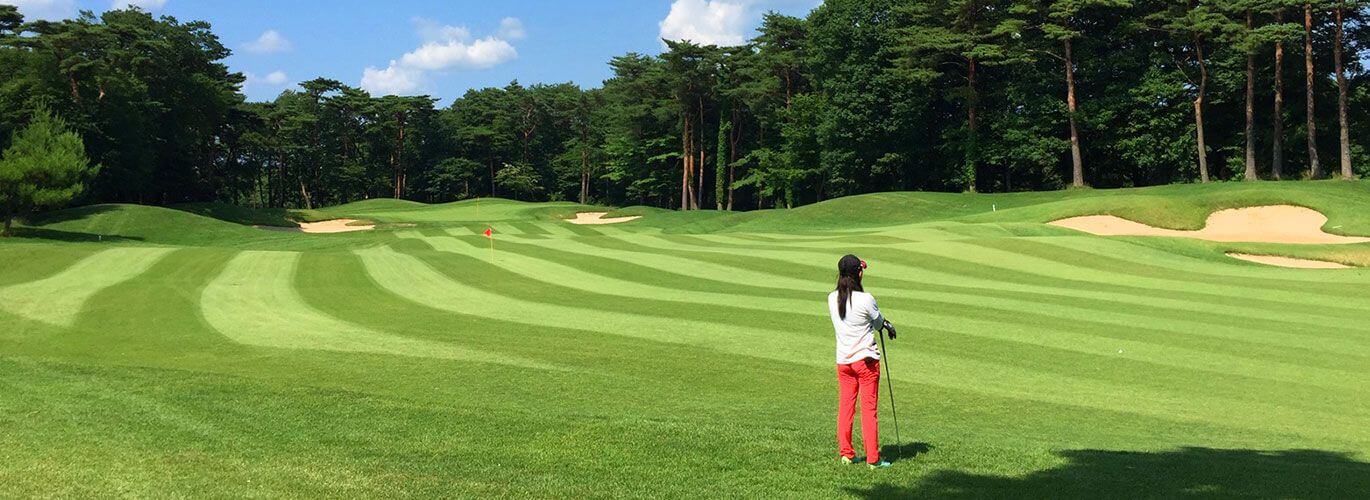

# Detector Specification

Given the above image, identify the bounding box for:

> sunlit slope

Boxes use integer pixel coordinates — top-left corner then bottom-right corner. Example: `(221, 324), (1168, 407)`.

(1, 181), (1369, 497)
(680, 180), (1370, 234)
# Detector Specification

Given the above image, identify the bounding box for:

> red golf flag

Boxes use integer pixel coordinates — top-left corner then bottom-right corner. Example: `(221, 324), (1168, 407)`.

(483, 227), (493, 238)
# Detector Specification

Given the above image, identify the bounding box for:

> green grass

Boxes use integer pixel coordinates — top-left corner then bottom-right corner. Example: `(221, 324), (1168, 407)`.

(2, 181), (1370, 497)
(171, 202), (333, 227)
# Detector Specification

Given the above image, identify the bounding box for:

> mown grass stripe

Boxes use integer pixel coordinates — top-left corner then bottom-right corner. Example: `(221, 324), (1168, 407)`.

(644, 231), (1368, 315)
(592, 233), (1368, 337)
(902, 240), (1370, 316)
(857, 244), (1370, 337)
(446, 234), (818, 299)
(535, 233), (1361, 365)
(908, 322), (1370, 421)
(879, 281), (1370, 368)
(714, 236), (1370, 333)
(396, 233), (809, 313)
(353, 245), (825, 363)
(0, 244), (100, 287)
(412, 231), (1363, 380)
(351, 243), (1370, 437)
(601, 234), (1370, 358)
(521, 232), (1329, 342)
(554, 224), (605, 237)
(388, 238), (824, 335)
(514, 236), (824, 291)
(509, 222), (550, 235)
(0, 247), (175, 327)
(199, 250), (552, 369)
(906, 325), (1370, 433)
(534, 222), (582, 237)
(291, 251), (806, 379)
(905, 299), (1367, 390)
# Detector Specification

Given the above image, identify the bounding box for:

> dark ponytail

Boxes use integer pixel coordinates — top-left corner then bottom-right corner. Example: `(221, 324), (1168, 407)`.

(836, 254), (865, 320)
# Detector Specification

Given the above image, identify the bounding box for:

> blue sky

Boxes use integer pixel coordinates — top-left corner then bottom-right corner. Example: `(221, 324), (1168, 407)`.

(9, 0), (820, 103)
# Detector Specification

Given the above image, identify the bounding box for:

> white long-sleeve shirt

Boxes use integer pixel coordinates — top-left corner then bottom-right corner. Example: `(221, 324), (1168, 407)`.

(828, 290), (884, 365)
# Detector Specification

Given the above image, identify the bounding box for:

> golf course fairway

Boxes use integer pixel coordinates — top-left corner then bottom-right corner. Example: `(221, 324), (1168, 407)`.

(3, 181), (1370, 497)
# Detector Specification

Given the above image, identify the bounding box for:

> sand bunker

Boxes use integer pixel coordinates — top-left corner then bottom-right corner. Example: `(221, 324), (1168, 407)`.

(1227, 253), (1352, 269)
(566, 212), (642, 225)
(257, 219), (374, 233)
(1050, 205), (1370, 244)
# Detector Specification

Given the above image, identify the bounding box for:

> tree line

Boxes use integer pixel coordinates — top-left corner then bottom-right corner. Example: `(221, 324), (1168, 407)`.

(0, 1), (1367, 218)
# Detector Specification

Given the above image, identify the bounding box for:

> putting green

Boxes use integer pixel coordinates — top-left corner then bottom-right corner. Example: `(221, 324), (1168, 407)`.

(3, 181), (1370, 497)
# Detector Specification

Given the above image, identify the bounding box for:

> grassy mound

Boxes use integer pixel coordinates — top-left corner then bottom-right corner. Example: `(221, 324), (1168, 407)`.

(318, 198), (429, 215)
(171, 202), (332, 227)
(970, 180), (1370, 235)
(13, 204), (373, 249)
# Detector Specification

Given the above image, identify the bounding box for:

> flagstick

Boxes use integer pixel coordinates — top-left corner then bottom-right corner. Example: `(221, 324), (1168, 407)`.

(488, 226), (495, 264)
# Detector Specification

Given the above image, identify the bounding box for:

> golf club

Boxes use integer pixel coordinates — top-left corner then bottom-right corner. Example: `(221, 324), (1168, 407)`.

(877, 319), (901, 461)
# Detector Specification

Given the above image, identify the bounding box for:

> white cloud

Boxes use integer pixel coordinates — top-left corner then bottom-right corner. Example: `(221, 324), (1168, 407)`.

(112, 0), (167, 10)
(414, 17), (471, 43)
(261, 70), (289, 86)
(243, 30), (293, 54)
(659, 0), (749, 46)
(245, 70), (290, 88)
(361, 18), (521, 96)
(7, 0), (78, 20)
(498, 17), (525, 40)
(361, 65), (423, 95)
(399, 37), (517, 71)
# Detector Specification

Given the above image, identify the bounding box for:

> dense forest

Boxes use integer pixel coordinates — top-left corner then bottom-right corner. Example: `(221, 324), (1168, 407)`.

(1, 0), (1367, 214)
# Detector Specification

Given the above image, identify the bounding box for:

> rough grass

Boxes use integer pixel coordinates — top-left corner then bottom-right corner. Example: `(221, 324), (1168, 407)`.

(2, 182), (1369, 497)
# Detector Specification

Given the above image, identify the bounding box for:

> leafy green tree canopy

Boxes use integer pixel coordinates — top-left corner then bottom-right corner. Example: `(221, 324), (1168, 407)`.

(0, 105), (98, 234)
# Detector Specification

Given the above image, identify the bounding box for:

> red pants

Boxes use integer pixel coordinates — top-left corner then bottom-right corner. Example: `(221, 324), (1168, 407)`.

(836, 358), (880, 463)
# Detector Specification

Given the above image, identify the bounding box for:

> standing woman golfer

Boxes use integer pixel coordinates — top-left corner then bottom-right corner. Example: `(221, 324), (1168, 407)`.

(829, 254), (894, 469)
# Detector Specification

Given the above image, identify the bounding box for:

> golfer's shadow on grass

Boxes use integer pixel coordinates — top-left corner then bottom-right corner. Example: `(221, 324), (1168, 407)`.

(881, 442), (933, 463)
(846, 447), (1370, 499)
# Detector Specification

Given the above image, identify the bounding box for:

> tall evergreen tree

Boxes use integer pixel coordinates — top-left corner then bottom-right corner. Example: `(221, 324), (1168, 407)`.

(1333, 0), (1358, 178)
(1154, 0), (1235, 183)
(1304, 1), (1323, 177)
(1030, 0), (1133, 188)
(0, 106), (98, 235)
(899, 0), (1027, 191)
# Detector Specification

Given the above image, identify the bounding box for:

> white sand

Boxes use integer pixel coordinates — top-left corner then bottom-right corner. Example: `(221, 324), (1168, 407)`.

(1226, 253), (1352, 269)
(566, 212), (642, 225)
(1049, 205), (1370, 244)
(257, 219), (375, 233)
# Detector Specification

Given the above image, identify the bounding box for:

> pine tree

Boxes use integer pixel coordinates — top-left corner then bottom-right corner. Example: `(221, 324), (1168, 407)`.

(1304, 2), (1322, 177)
(1028, 0), (1132, 188)
(0, 106), (99, 235)
(1332, 0), (1357, 179)
(1153, 1), (1237, 183)
(898, 0), (1029, 192)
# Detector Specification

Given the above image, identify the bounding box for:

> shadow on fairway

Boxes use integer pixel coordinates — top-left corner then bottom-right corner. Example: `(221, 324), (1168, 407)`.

(8, 227), (144, 243)
(846, 447), (1370, 499)
(882, 442), (934, 463)
(9, 206), (144, 242)
(27, 204), (121, 225)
